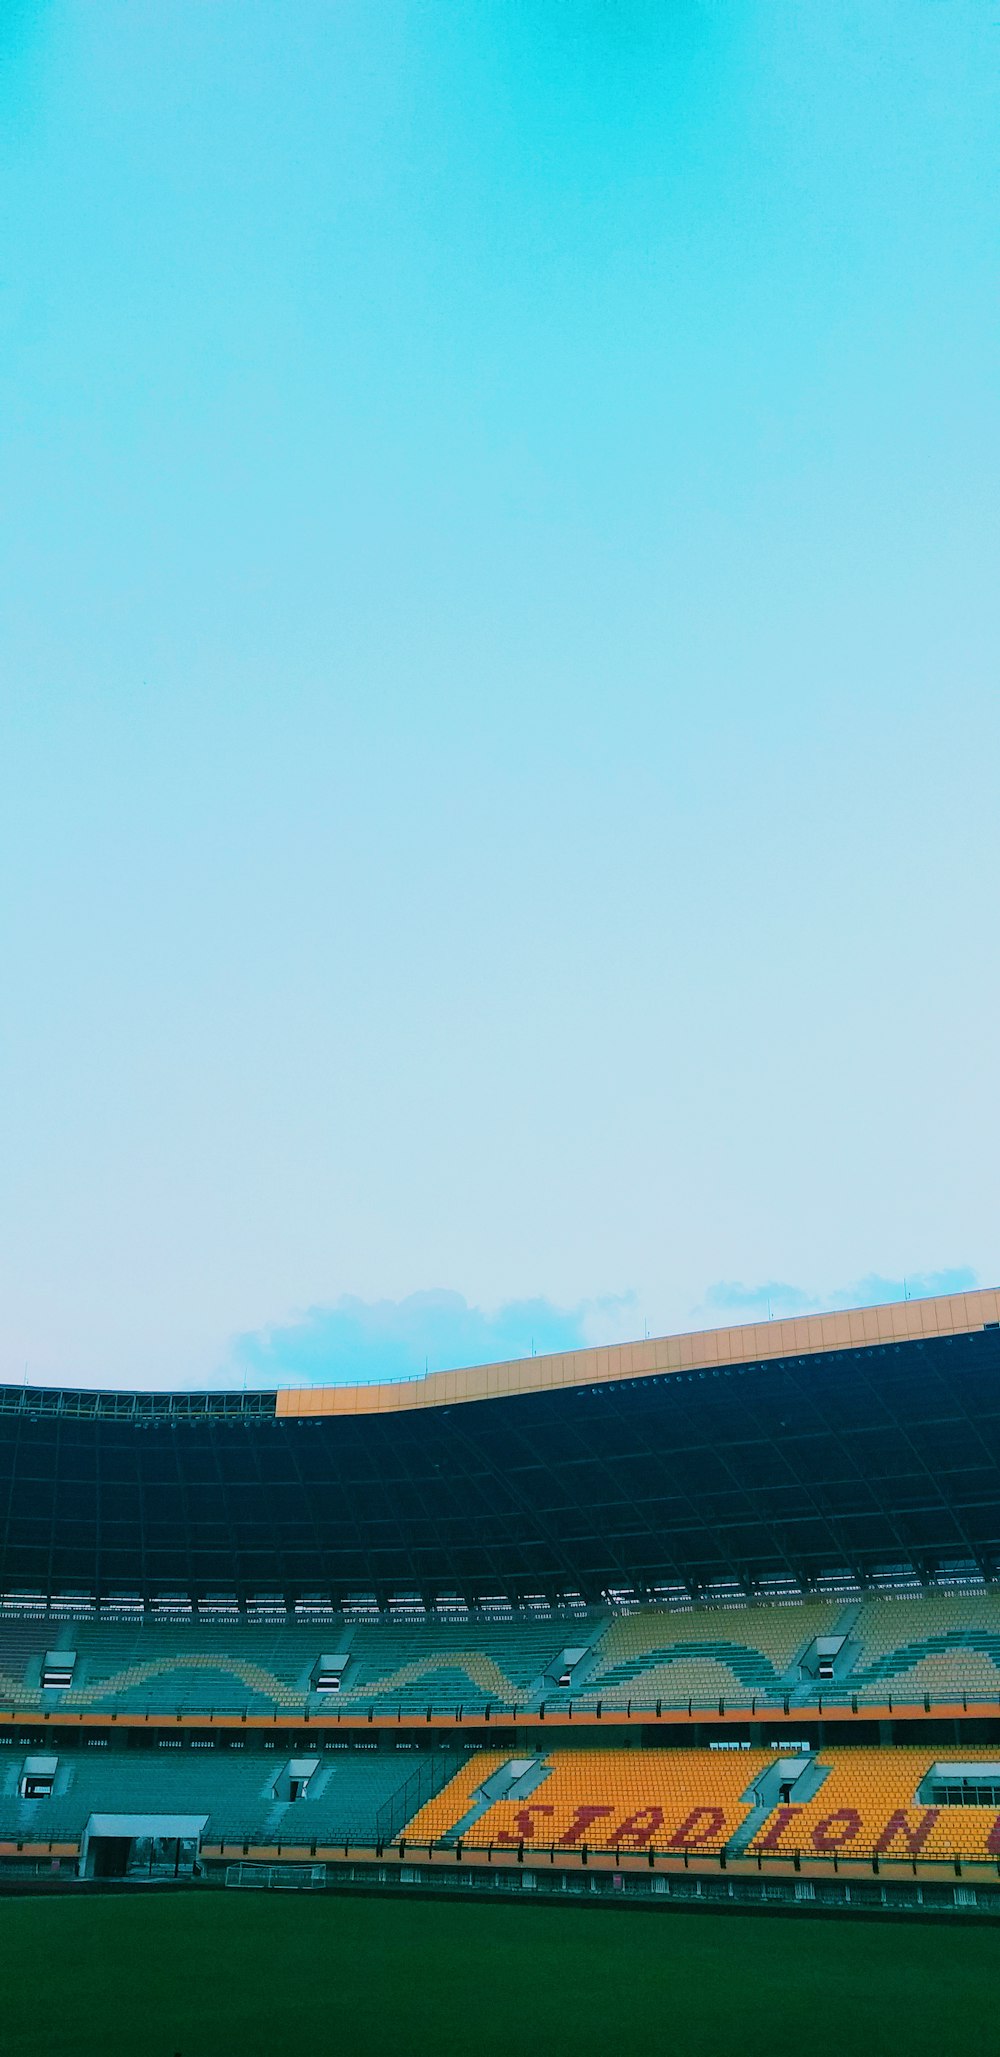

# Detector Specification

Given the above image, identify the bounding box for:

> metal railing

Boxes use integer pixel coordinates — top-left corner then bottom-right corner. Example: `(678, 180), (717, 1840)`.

(0, 1386), (276, 1420)
(2, 1687), (999, 1724)
(375, 1755), (456, 1845)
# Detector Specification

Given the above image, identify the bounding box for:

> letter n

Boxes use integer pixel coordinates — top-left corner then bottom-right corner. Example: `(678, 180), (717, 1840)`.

(874, 1808), (940, 1856)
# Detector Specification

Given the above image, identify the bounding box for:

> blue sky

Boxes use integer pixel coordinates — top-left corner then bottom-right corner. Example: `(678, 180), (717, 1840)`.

(1, 4), (997, 1390)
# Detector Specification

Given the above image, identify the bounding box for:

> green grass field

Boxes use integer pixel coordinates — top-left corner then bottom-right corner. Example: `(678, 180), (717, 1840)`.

(0, 1891), (995, 2057)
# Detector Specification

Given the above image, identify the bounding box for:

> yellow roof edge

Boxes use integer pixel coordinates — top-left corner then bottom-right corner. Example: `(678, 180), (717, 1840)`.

(275, 1285), (1000, 1419)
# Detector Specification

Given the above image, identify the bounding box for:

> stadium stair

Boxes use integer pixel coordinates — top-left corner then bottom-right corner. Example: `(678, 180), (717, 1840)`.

(786, 1602), (864, 1705)
(438, 1756), (552, 1846)
(725, 1755), (833, 1856)
(524, 1625), (606, 1706)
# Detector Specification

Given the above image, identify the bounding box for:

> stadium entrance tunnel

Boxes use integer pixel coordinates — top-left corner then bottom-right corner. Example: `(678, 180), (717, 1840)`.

(727, 1753), (831, 1856)
(745, 1755), (831, 1812)
(80, 1814), (207, 1881)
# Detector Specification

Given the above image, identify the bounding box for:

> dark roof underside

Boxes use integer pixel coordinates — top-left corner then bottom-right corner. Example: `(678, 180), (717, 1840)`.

(0, 1325), (998, 1603)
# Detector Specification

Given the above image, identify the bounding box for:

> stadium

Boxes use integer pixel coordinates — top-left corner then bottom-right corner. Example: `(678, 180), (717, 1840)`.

(2, 1283), (1000, 1919)
(7, 0), (994, 2046)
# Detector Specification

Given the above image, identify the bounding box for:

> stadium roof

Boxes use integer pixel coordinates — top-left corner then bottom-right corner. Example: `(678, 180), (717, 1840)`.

(1, 1288), (998, 1606)
(275, 1287), (1000, 1416)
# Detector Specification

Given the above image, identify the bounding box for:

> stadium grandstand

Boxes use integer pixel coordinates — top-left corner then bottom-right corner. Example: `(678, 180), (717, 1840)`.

(2, 1285), (1000, 1916)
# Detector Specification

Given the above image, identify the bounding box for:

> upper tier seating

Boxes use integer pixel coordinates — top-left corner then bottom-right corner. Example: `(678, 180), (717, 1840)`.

(3, 1588), (1000, 1717)
(836, 1593), (1000, 1705)
(571, 1601), (841, 1708)
(330, 1617), (561, 1712)
(0, 1615), (574, 1717)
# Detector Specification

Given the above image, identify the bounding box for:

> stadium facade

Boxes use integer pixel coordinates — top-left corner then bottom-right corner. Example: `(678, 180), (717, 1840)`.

(2, 1285), (1000, 1917)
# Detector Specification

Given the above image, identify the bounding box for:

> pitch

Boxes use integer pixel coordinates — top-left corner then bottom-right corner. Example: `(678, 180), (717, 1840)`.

(0, 1891), (995, 2057)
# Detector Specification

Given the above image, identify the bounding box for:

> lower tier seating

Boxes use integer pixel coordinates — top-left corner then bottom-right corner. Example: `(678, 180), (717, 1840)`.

(405, 1746), (1000, 1861)
(746, 1747), (1000, 1862)
(5, 1739), (1000, 1865)
(460, 1748), (770, 1850)
(0, 1742), (442, 1849)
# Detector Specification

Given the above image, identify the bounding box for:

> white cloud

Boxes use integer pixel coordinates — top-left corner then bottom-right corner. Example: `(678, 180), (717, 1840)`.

(232, 1286), (639, 1387)
(696, 1266), (978, 1327)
